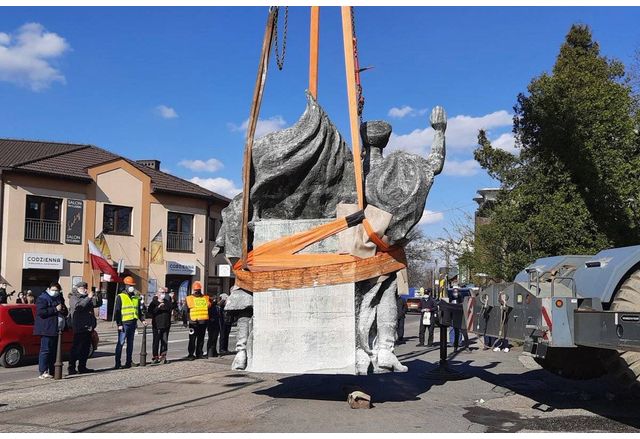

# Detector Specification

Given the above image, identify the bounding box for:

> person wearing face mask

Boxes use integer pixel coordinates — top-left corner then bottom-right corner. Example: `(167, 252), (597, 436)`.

(182, 281), (211, 360)
(448, 287), (470, 351)
(33, 282), (68, 379)
(113, 276), (147, 369)
(0, 282), (15, 304)
(68, 281), (102, 375)
(149, 287), (172, 364)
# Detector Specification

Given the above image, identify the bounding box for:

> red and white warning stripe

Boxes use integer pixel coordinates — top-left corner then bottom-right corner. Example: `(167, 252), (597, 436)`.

(541, 298), (553, 341)
(466, 296), (476, 332)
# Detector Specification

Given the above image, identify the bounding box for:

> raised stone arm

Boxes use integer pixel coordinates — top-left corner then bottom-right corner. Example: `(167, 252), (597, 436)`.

(425, 106), (447, 175)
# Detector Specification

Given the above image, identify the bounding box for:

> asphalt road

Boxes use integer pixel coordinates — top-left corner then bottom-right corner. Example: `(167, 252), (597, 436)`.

(0, 314), (639, 433)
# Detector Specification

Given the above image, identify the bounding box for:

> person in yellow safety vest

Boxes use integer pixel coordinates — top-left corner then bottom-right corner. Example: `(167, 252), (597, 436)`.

(113, 276), (147, 369)
(182, 281), (211, 360)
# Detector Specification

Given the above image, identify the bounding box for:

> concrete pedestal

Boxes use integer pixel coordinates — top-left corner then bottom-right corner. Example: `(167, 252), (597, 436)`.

(247, 219), (357, 374)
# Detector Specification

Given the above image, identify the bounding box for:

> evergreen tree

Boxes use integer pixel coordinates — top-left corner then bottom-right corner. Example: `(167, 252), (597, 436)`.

(471, 24), (640, 280)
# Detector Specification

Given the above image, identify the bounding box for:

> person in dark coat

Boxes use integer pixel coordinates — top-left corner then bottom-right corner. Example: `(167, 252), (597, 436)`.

(218, 294), (233, 355)
(417, 288), (437, 347)
(206, 294), (223, 358)
(68, 282), (102, 375)
(0, 282), (15, 304)
(33, 282), (68, 379)
(149, 288), (172, 364)
(396, 294), (408, 344)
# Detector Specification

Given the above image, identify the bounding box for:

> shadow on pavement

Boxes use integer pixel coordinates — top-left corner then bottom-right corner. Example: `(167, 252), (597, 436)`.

(254, 359), (437, 403)
(439, 357), (640, 431)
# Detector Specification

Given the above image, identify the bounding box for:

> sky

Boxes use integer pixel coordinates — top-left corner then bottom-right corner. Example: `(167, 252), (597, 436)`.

(1, 6), (640, 240)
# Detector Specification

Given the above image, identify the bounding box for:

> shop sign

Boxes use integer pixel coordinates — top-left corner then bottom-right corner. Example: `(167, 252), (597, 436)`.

(23, 253), (64, 270)
(65, 199), (83, 245)
(217, 264), (231, 277)
(166, 261), (196, 275)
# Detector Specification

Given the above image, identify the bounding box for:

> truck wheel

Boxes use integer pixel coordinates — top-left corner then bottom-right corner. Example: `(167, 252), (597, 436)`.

(535, 345), (612, 379)
(604, 269), (640, 396)
(0, 345), (24, 368)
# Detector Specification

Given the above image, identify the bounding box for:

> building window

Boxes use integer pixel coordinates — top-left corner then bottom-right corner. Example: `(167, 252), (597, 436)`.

(167, 212), (193, 252)
(24, 195), (61, 242)
(103, 204), (132, 235)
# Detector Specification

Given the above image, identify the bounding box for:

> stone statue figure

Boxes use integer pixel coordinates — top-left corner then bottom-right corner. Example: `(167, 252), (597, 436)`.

(216, 94), (446, 373)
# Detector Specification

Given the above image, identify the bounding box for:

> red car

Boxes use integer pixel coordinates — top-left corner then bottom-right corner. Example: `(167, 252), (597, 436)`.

(0, 304), (99, 368)
(406, 297), (424, 313)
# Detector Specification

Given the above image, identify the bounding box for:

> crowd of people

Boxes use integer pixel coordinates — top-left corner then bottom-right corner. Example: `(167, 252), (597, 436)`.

(0, 283), (35, 304)
(24, 278), (512, 379)
(30, 277), (236, 379)
(395, 287), (510, 353)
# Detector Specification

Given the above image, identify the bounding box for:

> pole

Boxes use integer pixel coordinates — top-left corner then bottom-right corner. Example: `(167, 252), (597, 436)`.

(140, 324), (147, 366)
(341, 6), (365, 210)
(308, 6), (320, 99)
(54, 327), (63, 379)
(240, 7), (278, 269)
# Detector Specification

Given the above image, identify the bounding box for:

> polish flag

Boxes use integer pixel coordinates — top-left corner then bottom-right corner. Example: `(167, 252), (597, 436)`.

(88, 240), (121, 282)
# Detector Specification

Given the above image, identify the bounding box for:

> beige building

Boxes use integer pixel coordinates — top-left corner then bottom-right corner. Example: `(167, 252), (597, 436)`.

(0, 139), (231, 316)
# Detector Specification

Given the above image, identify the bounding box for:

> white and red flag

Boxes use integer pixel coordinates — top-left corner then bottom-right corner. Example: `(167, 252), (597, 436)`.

(88, 240), (121, 282)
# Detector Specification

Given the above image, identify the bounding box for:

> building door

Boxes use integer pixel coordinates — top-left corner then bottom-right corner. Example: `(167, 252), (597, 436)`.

(22, 269), (60, 297)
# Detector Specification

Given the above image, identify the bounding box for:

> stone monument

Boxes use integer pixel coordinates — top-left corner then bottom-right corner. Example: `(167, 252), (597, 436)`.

(217, 93), (446, 374)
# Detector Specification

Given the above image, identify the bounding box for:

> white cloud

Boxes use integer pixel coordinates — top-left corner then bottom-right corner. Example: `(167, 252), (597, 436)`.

(178, 158), (223, 173)
(155, 105), (178, 119)
(443, 159), (481, 177)
(418, 209), (445, 226)
(387, 110), (513, 155)
(491, 132), (518, 153)
(190, 177), (242, 199)
(228, 115), (287, 138)
(388, 106), (428, 119)
(0, 22), (70, 91)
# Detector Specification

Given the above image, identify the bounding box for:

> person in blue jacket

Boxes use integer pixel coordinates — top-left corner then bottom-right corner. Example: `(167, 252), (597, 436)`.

(33, 282), (68, 379)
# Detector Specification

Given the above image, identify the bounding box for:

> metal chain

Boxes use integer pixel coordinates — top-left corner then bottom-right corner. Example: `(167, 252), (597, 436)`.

(273, 6), (288, 71)
(351, 7), (365, 118)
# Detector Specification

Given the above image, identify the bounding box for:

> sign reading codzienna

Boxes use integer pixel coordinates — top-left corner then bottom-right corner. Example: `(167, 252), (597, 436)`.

(166, 261), (196, 275)
(23, 253), (64, 270)
(65, 199), (83, 245)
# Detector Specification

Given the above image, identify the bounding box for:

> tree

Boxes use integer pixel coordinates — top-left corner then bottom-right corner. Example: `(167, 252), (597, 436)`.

(404, 228), (434, 288)
(471, 24), (640, 281)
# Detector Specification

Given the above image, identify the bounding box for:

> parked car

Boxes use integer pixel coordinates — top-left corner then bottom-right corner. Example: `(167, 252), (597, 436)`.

(405, 297), (424, 313)
(0, 304), (99, 368)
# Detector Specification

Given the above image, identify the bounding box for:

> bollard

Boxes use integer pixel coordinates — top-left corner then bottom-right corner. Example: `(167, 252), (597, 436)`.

(139, 324), (147, 366)
(423, 301), (470, 381)
(54, 327), (63, 380)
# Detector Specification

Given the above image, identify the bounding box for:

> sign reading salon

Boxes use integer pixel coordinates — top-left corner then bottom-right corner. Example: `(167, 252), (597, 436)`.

(65, 199), (84, 245)
(23, 253), (64, 270)
(166, 261), (196, 275)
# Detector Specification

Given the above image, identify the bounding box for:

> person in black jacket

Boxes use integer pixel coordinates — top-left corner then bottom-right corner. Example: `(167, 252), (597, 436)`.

(0, 282), (15, 304)
(149, 288), (172, 364)
(218, 294), (233, 355)
(33, 282), (68, 379)
(206, 294), (223, 358)
(68, 281), (102, 375)
(417, 288), (437, 347)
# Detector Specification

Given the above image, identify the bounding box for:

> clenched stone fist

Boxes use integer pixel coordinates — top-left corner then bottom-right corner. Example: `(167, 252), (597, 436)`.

(430, 106), (447, 132)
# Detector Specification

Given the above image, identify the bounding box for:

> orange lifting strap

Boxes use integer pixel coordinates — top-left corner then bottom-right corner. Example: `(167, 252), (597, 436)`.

(234, 7), (406, 291)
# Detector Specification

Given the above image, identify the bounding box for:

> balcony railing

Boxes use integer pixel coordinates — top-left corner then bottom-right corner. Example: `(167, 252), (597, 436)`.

(24, 218), (61, 242)
(167, 231), (193, 252)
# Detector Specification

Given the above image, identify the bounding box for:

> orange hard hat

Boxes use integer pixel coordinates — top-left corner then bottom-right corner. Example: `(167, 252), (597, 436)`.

(193, 281), (203, 291)
(123, 276), (136, 286)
